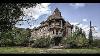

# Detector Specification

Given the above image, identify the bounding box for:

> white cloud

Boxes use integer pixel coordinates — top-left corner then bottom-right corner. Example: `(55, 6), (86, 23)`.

(70, 22), (79, 25)
(69, 3), (85, 9)
(30, 24), (40, 29)
(20, 3), (51, 28)
(94, 27), (99, 31)
(22, 3), (51, 20)
(92, 27), (100, 39)
(93, 32), (100, 39)
(78, 24), (83, 28)
(82, 19), (88, 22)
(82, 25), (88, 29)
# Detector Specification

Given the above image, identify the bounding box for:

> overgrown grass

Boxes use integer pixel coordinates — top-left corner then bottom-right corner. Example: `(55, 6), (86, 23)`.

(0, 47), (100, 54)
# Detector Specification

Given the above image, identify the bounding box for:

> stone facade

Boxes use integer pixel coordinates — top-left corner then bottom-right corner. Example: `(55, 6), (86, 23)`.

(31, 8), (73, 39)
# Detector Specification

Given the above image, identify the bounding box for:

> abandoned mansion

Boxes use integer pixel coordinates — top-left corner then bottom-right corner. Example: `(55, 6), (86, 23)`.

(31, 8), (73, 40)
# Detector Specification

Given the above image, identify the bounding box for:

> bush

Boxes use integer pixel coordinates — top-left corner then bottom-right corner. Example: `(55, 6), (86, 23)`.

(61, 34), (89, 48)
(93, 39), (100, 48)
(61, 37), (77, 48)
(31, 37), (52, 48)
(0, 31), (14, 47)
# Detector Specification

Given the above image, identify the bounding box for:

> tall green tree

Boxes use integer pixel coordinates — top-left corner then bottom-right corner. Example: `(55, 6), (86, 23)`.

(0, 3), (40, 46)
(88, 21), (93, 45)
(14, 27), (31, 46)
(0, 3), (39, 32)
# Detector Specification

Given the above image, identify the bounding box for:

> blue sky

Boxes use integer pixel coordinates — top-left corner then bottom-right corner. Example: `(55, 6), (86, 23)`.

(15, 3), (100, 38)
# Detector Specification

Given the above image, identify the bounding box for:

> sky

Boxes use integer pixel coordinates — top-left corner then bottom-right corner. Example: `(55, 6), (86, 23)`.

(15, 3), (100, 39)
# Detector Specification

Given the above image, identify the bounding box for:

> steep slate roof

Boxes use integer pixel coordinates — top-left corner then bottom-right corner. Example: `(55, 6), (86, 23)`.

(46, 8), (66, 22)
(54, 8), (60, 13)
(38, 8), (72, 28)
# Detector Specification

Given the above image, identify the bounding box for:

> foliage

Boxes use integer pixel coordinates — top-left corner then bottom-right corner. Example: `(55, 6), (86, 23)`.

(75, 34), (89, 48)
(0, 27), (31, 47)
(88, 21), (93, 45)
(63, 26), (89, 48)
(0, 31), (13, 46)
(0, 3), (39, 47)
(0, 3), (39, 32)
(32, 36), (52, 48)
(93, 39), (100, 48)
(13, 27), (31, 46)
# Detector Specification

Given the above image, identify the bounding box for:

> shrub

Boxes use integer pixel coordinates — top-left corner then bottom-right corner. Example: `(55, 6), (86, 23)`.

(61, 37), (77, 48)
(0, 31), (14, 47)
(61, 33), (89, 48)
(31, 37), (52, 48)
(93, 39), (100, 48)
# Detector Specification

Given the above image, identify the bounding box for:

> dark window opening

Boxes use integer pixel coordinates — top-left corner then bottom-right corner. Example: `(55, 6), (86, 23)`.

(53, 31), (54, 34)
(56, 30), (58, 35)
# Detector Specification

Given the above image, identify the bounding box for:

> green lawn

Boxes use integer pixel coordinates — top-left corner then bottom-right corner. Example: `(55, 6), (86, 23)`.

(0, 47), (100, 54)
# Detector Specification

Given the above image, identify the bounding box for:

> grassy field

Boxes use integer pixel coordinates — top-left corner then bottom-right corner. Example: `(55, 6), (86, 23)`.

(0, 47), (100, 54)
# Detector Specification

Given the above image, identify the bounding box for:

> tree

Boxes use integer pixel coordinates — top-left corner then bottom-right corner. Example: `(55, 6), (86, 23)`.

(88, 21), (93, 45)
(0, 3), (39, 32)
(0, 3), (40, 46)
(26, 28), (31, 47)
(13, 27), (31, 46)
(0, 27), (33, 47)
(0, 30), (16, 47)
(65, 26), (89, 48)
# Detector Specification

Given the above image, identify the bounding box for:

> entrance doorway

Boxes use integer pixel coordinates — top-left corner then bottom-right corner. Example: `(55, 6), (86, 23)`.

(53, 37), (62, 46)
